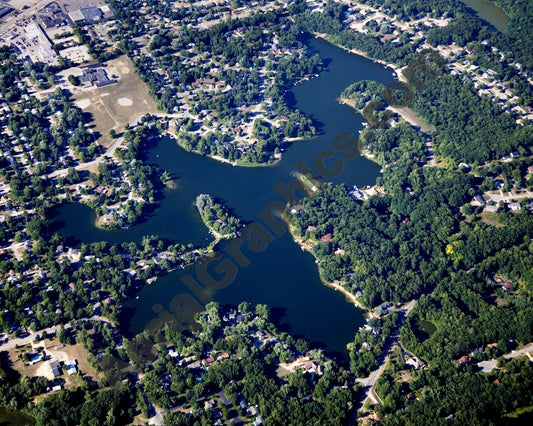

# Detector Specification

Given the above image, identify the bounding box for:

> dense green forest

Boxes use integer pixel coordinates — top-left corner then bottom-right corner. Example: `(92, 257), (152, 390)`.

(1, 304), (357, 425)
(1, 0), (532, 424)
(410, 74), (533, 164)
(340, 52), (532, 166)
(401, 266), (533, 361)
(375, 347), (533, 425)
(291, 116), (533, 385)
(493, 0), (533, 68)
(286, 2), (533, 415)
(292, 122), (481, 307)
(296, 0), (533, 165)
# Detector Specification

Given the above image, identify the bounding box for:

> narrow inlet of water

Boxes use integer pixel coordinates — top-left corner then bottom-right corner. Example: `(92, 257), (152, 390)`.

(51, 37), (395, 357)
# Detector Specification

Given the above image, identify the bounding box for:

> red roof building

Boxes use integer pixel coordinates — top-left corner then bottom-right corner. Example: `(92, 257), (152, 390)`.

(321, 234), (333, 243)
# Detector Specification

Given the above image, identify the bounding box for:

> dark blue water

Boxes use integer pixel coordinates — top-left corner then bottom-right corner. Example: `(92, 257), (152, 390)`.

(50, 37), (395, 356)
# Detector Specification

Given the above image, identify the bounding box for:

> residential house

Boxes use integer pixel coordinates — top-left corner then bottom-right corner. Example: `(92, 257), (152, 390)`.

(187, 361), (202, 369)
(247, 405), (259, 417)
(458, 356), (470, 365)
(50, 361), (61, 378)
(204, 400), (216, 410)
(374, 302), (392, 318)
(473, 194), (485, 205)
(484, 204), (500, 213)
(320, 234), (333, 243)
(201, 356), (215, 366)
(65, 359), (77, 376)
(405, 356), (425, 370)
(494, 180), (504, 189)
(168, 349), (180, 358)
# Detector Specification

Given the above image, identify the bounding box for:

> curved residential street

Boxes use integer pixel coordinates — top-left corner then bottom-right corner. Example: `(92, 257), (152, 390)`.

(486, 191), (533, 203)
(0, 316), (113, 352)
(478, 343), (533, 373)
(348, 300), (416, 424)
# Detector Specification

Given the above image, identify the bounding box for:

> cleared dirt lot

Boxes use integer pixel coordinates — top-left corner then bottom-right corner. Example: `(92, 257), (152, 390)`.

(5, 0), (37, 10)
(72, 55), (160, 147)
(7, 337), (101, 386)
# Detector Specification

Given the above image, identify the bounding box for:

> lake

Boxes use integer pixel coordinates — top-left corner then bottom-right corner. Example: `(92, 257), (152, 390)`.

(460, 0), (509, 32)
(50, 36), (395, 358)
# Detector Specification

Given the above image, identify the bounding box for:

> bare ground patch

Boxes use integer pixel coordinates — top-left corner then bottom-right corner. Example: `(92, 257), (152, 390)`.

(76, 98), (91, 109)
(397, 370), (414, 383)
(7, 337), (100, 386)
(73, 55), (160, 148)
(388, 106), (436, 134)
(117, 97), (133, 106)
(276, 365), (291, 378)
(479, 212), (505, 227)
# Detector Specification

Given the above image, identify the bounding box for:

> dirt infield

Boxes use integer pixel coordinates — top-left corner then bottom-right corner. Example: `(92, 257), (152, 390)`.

(73, 55), (160, 147)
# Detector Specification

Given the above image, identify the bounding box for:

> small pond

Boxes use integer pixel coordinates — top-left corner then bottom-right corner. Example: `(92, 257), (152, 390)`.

(460, 0), (509, 32)
(413, 320), (437, 342)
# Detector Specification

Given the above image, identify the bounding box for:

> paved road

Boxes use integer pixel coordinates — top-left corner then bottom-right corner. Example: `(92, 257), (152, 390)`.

(0, 316), (112, 352)
(486, 191), (533, 203)
(478, 343), (533, 373)
(47, 112), (182, 179)
(348, 300), (416, 424)
(0, 325), (62, 351)
(0, 0), (52, 34)
(356, 300), (416, 394)
(424, 140), (436, 167)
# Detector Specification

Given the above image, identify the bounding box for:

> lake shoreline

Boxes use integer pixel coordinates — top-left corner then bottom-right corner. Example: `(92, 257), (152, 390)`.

(336, 96), (383, 167)
(314, 33), (400, 75)
(290, 227), (372, 319)
(166, 130), (284, 168)
(55, 36), (394, 353)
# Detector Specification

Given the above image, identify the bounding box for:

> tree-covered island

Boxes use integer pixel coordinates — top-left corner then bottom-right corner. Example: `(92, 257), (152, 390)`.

(0, 0), (532, 424)
(196, 194), (243, 246)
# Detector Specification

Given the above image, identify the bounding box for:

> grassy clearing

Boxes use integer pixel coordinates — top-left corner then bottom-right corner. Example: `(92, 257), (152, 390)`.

(73, 55), (160, 147)
(503, 405), (533, 419)
(8, 337), (100, 387)
(479, 212), (504, 227)
(397, 370), (414, 382)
